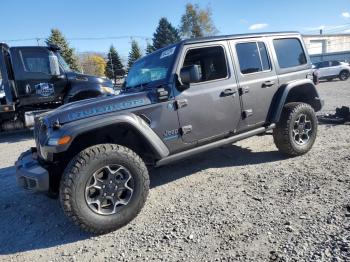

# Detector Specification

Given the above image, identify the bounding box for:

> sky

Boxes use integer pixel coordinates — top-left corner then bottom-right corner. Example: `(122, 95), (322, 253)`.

(1, 0), (349, 60)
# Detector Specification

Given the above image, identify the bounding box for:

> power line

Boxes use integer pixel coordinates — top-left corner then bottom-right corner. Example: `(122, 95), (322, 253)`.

(302, 23), (350, 34)
(2, 35), (151, 43)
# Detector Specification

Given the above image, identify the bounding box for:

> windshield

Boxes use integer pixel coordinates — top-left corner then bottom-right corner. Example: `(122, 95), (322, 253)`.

(56, 52), (72, 72)
(125, 46), (177, 88)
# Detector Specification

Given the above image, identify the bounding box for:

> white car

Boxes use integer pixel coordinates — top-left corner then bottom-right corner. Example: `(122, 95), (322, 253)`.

(313, 60), (350, 81)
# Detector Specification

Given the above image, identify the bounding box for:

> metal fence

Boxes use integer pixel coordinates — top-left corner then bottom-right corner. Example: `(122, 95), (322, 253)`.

(310, 51), (350, 63)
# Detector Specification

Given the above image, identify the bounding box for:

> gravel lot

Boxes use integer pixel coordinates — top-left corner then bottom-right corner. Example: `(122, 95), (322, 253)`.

(0, 80), (349, 262)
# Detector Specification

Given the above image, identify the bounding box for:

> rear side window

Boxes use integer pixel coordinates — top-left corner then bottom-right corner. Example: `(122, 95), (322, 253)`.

(331, 61), (340, 66)
(183, 46), (228, 82)
(236, 42), (271, 74)
(20, 50), (50, 74)
(273, 38), (307, 68)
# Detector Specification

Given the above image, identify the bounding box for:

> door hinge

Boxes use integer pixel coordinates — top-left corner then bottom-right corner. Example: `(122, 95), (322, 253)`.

(176, 99), (188, 109)
(239, 86), (250, 95)
(180, 125), (192, 135)
(242, 109), (253, 119)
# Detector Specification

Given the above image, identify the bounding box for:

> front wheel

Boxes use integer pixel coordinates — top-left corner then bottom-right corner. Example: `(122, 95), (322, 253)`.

(273, 102), (318, 157)
(59, 144), (149, 234)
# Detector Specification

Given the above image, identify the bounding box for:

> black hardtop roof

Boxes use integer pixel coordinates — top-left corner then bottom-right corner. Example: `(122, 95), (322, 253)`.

(181, 31), (301, 45)
(148, 31), (301, 57)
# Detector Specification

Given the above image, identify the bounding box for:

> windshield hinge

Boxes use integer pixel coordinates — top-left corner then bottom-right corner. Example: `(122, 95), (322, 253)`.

(157, 87), (169, 102)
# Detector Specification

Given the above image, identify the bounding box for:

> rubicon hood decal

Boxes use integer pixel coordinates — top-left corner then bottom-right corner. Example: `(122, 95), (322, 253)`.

(68, 99), (145, 121)
(44, 92), (152, 125)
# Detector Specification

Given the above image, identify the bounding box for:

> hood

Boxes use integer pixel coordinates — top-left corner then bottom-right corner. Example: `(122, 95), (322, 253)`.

(66, 72), (113, 87)
(43, 91), (152, 126)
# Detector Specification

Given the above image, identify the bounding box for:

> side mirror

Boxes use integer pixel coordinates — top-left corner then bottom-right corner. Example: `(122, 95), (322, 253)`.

(180, 64), (201, 85)
(49, 52), (60, 76)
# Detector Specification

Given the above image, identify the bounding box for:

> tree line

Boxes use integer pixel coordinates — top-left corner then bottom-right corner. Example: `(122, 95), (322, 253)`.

(46, 3), (217, 84)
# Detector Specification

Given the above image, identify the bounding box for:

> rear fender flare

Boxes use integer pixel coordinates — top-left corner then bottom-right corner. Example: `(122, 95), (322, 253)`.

(271, 79), (323, 123)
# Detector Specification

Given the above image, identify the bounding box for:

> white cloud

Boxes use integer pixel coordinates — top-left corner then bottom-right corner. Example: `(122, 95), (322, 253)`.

(342, 12), (350, 18)
(249, 23), (268, 30)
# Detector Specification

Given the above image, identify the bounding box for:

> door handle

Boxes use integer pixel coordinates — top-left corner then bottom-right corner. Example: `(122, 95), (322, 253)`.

(221, 88), (237, 96)
(262, 80), (275, 88)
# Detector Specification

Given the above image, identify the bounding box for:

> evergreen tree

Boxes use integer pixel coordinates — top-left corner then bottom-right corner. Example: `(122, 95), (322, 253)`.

(180, 4), (218, 39)
(105, 45), (124, 84)
(152, 17), (180, 50)
(127, 40), (142, 69)
(46, 29), (80, 71)
(146, 42), (155, 55)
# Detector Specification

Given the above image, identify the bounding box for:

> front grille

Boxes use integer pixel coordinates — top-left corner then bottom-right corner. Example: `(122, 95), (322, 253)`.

(33, 118), (40, 149)
(34, 118), (48, 159)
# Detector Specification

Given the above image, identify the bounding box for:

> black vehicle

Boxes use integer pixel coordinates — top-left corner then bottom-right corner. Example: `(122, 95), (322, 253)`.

(15, 32), (323, 234)
(0, 43), (114, 131)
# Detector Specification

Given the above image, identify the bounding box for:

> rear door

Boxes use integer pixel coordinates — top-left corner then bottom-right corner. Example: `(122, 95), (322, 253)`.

(329, 61), (341, 76)
(175, 42), (241, 143)
(229, 38), (278, 128)
(11, 47), (67, 106)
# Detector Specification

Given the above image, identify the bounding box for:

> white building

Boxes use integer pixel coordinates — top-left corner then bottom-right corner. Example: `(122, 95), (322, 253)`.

(303, 34), (350, 55)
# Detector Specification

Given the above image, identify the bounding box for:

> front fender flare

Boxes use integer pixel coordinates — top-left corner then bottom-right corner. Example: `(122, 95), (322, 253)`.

(44, 113), (170, 160)
(64, 84), (104, 103)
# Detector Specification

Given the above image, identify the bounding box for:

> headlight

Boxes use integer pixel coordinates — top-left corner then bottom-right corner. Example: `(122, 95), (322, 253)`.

(48, 136), (71, 146)
(101, 86), (114, 94)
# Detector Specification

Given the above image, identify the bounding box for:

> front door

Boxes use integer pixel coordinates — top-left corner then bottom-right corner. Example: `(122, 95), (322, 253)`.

(176, 42), (241, 143)
(317, 61), (331, 78)
(230, 38), (279, 128)
(11, 47), (67, 106)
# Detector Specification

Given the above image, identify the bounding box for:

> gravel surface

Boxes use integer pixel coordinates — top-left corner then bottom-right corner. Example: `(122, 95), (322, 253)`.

(0, 80), (349, 262)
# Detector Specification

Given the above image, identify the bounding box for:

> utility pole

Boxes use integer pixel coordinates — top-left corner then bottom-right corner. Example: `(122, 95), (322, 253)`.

(109, 50), (116, 85)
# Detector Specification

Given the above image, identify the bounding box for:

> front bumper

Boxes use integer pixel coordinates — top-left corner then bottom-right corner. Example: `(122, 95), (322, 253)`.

(15, 148), (49, 192)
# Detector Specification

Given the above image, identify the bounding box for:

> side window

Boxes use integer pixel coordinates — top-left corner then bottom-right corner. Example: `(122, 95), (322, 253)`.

(331, 61), (340, 66)
(183, 46), (228, 82)
(273, 38), (307, 68)
(20, 50), (50, 74)
(236, 41), (271, 74)
(320, 61), (330, 68)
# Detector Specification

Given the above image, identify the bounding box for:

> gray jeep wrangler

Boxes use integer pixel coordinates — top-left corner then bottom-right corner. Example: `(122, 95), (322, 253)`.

(15, 32), (323, 234)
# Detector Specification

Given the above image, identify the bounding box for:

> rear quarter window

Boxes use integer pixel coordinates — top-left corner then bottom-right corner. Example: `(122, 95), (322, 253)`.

(273, 38), (307, 69)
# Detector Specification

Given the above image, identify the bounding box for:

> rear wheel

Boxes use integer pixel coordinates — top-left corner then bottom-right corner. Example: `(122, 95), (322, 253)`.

(59, 144), (149, 234)
(273, 102), (317, 156)
(339, 70), (349, 81)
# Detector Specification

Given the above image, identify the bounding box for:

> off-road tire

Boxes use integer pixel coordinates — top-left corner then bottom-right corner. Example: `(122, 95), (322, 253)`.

(59, 144), (149, 234)
(339, 70), (349, 81)
(273, 102), (317, 156)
